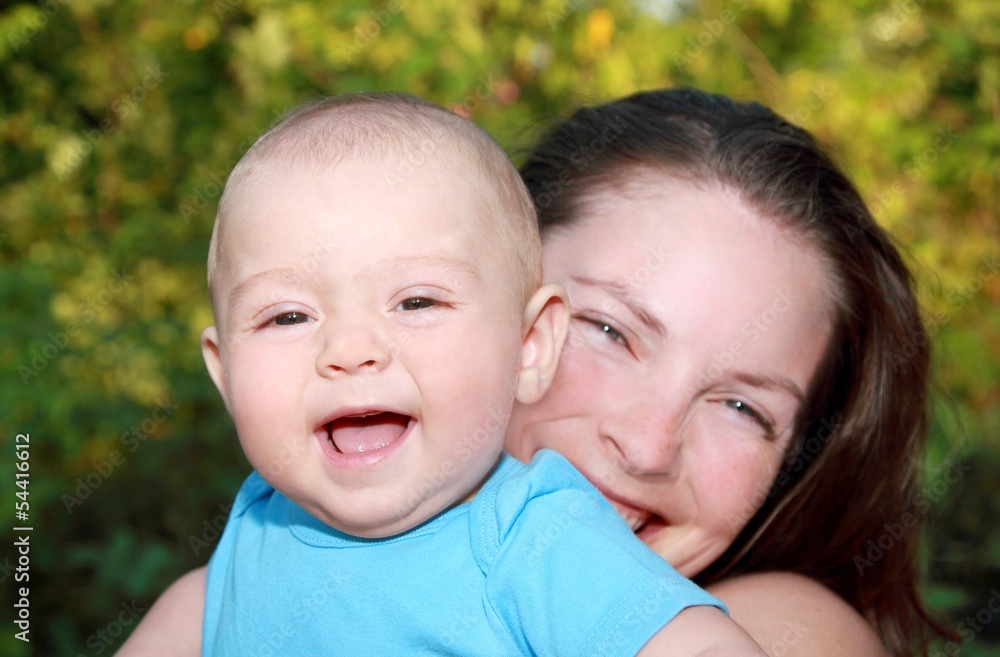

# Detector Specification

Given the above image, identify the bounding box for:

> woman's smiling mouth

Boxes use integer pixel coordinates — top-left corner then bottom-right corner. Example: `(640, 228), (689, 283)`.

(584, 477), (668, 536)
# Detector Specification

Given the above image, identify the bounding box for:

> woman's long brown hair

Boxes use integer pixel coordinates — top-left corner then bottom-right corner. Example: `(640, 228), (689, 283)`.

(518, 87), (954, 656)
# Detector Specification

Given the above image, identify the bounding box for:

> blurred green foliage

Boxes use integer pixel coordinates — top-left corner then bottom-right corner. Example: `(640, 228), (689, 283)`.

(1, 0), (997, 655)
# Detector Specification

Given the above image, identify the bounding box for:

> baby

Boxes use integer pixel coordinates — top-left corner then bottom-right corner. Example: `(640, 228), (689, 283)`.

(126, 92), (766, 656)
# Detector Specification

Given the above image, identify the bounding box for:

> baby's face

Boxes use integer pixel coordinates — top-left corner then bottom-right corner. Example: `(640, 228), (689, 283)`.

(205, 153), (525, 538)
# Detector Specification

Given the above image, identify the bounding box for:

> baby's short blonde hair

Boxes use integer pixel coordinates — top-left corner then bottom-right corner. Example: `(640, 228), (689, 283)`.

(207, 92), (541, 314)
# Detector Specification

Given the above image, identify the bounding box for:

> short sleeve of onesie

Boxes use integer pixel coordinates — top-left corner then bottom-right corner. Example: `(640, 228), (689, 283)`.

(202, 471), (274, 654)
(470, 450), (725, 656)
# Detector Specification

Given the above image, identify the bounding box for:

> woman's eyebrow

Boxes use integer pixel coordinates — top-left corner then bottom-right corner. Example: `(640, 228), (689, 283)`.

(731, 371), (806, 405)
(571, 276), (667, 337)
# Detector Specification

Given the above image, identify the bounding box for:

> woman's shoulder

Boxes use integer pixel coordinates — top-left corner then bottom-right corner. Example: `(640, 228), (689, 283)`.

(706, 571), (888, 657)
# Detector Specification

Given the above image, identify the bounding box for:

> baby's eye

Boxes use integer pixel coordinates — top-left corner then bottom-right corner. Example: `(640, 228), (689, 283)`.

(396, 297), (439, 311)
(272, 311), (311, 326)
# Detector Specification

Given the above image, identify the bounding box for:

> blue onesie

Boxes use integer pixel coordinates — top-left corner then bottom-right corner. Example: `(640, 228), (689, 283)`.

(203, 450), (724, 656)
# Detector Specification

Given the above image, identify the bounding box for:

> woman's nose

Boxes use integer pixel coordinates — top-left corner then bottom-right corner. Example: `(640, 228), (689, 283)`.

(597, 401), (682, 477)
(316, 320), (391, 376)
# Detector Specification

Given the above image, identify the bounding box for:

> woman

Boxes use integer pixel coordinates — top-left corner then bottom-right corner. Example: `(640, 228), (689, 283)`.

(119, 88), (948, 656)
(507, 87), (950, 656)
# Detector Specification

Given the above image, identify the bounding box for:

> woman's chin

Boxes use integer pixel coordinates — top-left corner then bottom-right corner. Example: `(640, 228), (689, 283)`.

(640, 527), (727, 579)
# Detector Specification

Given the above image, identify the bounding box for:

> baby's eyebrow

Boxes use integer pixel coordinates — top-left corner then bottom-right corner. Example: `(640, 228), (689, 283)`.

(229, 267), (304, 307)
(364, 255), (483, 284)
(229, 257), (481, 308)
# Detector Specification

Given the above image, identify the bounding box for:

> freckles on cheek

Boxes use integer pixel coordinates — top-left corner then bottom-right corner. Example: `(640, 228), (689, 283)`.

(706, 451), (777, 533)
(549, 343), (608, 402)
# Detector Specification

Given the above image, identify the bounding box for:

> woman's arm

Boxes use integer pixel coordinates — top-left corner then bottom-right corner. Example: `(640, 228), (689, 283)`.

(114, 566), (205, 657)
(707, 572), (887, 657)
(638, 606), (767, 657)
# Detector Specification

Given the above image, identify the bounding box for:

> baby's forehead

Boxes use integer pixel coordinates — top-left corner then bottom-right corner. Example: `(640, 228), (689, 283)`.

(226, 145), (489, 216)
(209, 101), (538, 310)
(218, 147), (505, 250)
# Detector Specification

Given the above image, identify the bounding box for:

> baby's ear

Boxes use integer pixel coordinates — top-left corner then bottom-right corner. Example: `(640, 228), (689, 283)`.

(516, 283), (569, 404)
(200, 326), (232, 414)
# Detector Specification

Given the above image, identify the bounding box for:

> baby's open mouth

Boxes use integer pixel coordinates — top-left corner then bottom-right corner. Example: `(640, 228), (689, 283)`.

(326, 412), (412, 454)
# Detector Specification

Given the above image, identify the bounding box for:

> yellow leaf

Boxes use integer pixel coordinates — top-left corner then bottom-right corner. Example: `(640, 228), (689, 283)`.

(183, 26), (209, 51)
(587, 8), (615, 54)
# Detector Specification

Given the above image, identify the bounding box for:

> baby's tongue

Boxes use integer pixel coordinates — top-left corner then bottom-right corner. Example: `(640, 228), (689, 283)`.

(328, 413), (409, 454)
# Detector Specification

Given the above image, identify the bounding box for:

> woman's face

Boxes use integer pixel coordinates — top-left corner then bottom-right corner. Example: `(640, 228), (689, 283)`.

(505, 177), (835, 577)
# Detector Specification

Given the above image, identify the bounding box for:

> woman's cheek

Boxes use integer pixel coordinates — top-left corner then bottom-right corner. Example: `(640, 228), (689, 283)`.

(506, 338), (612, 459)
(704, 442), (780, 537)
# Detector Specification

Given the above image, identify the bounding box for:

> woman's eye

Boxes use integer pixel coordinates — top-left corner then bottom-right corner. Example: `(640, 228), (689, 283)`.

(580, 316), (628, 346)
(722, 399), (773, 433)
(272, 311), (310, 326)
(397, 297), (438, 311)
(723, 399), (757, 419)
